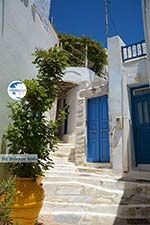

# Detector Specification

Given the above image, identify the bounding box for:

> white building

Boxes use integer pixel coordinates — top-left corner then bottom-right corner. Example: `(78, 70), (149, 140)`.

(57, 66), (108, 166)
(56, 67), (96, 144)
(60, 0), (150, 179)
(107, 0), (150, 177)
(0, 0), (58, 176)
(108, 36), (147, 177)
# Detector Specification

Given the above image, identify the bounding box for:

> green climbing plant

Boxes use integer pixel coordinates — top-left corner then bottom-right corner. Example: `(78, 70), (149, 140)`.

(58, 34), (107, 76)
(4, 46), (68, 178)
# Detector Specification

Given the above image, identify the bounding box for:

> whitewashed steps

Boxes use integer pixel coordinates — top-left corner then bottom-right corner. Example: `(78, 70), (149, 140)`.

(39, 212), (150, 225)
(43, 181), (123, 204)
(41, 202), (150, 218)
(39, 211), (117, 225)
(44, 175), (124, 190)
(38, 142), (150, 225)
(52, 143), (75, 158)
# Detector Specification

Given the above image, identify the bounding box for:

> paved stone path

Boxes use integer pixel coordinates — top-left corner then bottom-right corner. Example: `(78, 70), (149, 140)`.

(38, 143), (150, 225)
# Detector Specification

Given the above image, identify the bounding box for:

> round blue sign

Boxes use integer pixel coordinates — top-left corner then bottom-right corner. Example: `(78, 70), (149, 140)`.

(7, 80), (27, 100)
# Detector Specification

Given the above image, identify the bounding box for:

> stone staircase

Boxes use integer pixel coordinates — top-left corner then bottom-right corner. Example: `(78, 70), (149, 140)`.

(38, 143), (150, 225)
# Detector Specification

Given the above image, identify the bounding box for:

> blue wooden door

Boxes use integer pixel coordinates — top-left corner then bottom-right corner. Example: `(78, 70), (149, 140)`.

(131, 86), (150, 164)
(87, 96), (110, 162)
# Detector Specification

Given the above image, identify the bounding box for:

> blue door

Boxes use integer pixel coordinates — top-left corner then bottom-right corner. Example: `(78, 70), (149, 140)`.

(131, 86), (150, 164)
(87, 96), (110, 162)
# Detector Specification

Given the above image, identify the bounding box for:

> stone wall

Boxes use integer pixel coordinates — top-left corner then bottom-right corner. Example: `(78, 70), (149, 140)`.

(75, 82), (87, 165)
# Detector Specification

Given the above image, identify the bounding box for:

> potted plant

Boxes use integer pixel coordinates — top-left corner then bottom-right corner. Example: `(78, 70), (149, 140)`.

(4, 46), (67, 225)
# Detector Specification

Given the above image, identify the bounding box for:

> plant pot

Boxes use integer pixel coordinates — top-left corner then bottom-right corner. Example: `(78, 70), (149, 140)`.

(36, 176), (43, 186)
(11, 177), (45, 225)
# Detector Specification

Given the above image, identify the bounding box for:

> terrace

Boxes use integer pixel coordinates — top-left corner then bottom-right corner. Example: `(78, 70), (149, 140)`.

(121, 40), (147, 62)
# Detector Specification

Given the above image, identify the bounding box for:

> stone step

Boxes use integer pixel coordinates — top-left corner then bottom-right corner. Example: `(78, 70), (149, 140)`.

(50, 157), (73, 164)
(43, 175), (123, 190)
(49, 159), (114, 173)
(40, 153), (150, 224)
(51, 152), (71, 158)
(52, 152), (73, 158)
(77, 166), (113, 175)
(43, 179), (150, 204)
(57, 143), (75, 150)
(57, 142), (75, 146)
(43, 181), (123, 204)
(38, 211), (116, 225)
(41, 201), (150, 218)
(43, 175), (150, 194)
(51, 143), (75, 158)
(50, 164), (114, 176)
(38, 212), (150, 225)
(45, 169), (114, 178)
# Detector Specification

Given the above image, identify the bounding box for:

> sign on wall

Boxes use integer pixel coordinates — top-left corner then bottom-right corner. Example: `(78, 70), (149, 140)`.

(7, 81), (27, 100)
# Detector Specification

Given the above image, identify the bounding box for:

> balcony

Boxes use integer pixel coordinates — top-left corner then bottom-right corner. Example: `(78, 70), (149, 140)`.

(121, 40), (147, 62)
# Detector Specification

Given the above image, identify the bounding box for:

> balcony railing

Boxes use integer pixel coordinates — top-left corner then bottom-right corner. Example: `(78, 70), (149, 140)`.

(121, 40), (147, 62)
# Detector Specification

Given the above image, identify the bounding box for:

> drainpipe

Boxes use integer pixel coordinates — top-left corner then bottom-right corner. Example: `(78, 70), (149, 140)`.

(121, 70), (129, 174)
(85, 45), (88, 68)
(142, 0), (150, 84)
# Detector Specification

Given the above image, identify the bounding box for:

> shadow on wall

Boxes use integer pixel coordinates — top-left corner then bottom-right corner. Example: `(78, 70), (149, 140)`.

(31, 3), (36, 21)
(135, 60), (148, 83)
(20, 0), (36, 23)
(20, 0), (29, 7)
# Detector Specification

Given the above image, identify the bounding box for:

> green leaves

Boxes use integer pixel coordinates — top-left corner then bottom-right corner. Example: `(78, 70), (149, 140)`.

(33, 46), (68, 100)
(58, 34), (107, 77)
(5, 46), (67, 178)
(0, 178), (15, 224)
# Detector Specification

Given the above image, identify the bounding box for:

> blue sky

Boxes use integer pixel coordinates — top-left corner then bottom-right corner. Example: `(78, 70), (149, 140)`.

(50, 0), (144, 47)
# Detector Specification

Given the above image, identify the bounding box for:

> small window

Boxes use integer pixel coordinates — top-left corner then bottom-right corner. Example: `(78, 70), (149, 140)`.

(137, 102), (143, 124)
(133, 87), (150, 96)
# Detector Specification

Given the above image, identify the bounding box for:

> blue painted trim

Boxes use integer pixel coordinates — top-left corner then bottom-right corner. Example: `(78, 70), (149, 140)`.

(121, 40), (146, 62)
(130, 84), (150, 164)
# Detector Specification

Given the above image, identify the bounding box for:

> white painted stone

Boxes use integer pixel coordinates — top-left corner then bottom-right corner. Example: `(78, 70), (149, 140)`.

(107, 34), (149, 177)
(39, 143), (150, 224)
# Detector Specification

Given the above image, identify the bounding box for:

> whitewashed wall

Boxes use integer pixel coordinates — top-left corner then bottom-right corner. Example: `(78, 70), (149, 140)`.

(108, 36), (148, 176)
(30, 0), (51, 31)
(0, 0), (58, 149)
(64, 67), (95, 84)
(65, 86), (78, 135)
(31, 0), (51, 18)
(60, 67), (96, 144)
(108, 36), (125, 176)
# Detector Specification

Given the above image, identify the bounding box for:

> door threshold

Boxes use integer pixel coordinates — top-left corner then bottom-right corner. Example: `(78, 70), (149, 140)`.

(84, 162), (112, 169)
(137, 164), (150, 171)
(127, 169), (150, 181)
